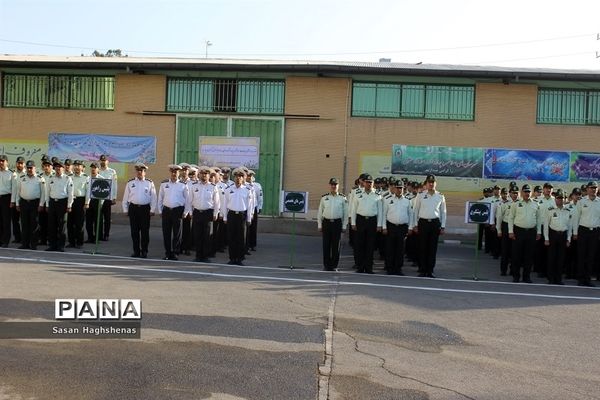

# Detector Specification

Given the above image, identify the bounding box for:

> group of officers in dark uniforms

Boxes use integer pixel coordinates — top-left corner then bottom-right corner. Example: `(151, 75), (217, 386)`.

(479, 181), (600, 287)
(0, 154), (117, 252)
(0, 154), (263, 266)
(317, 173), (447, 277)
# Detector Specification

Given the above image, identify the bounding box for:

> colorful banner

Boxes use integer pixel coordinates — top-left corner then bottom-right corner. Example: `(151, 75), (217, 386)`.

(48, 133), (157, 163)
(570, 152), (600, 181)
(484, 149), (570, 182)
(391, 145), (483, 177)
(198, 136), (260, 169)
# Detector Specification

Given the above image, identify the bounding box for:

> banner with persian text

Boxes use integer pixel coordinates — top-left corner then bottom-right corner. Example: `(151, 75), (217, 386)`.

(483, 149), (570, 182)
(391, 145), (484, 177)
(198, 136), (260, 169)
(48, 133), (157, 163)
(570, 152), (600, 181)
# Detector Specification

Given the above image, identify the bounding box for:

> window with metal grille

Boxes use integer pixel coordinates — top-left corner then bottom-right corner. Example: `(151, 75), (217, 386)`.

(352, 82), (474, 121)
(537, 88), (600, 125)
(166, 78), (285, 114)
(2, 74), (115, 110)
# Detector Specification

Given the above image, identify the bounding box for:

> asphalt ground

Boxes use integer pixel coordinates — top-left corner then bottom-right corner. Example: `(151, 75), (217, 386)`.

(1, 223), (600, 399)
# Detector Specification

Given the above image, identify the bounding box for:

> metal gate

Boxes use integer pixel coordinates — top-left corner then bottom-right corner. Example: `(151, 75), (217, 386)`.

(175, 115), (284, 216)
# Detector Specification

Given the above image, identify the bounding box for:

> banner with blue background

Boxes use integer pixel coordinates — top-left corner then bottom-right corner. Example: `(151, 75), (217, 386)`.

(48, 133), (156, 163)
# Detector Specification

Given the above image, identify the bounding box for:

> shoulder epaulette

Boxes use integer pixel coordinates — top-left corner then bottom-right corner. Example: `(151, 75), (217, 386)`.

(82, 173), (88, 177)
(322, 193), (328, 197)
(128, 178), (135, 182)
(146, 179), (153, 182)
(339, 193), (346, 197)
(161, 179), (169, 183)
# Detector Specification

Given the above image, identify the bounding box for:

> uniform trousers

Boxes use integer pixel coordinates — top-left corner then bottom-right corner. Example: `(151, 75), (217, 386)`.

(19, 198), (39, 249)
(564, 238), (578, 279)
(385, 222), (408, 274)
(534, 225), (548, 276)
(193, 209), (213, 260)
(180, 217), (192, 254)
(214, 218), (226, 252)
(322, 218), (342, 270)
(67, 197), (85, 246)
(100, 200), (112, 240)
(161, 206), (184, 258)
(11, 205), (21, 242)
(128, 204), (151, 256)
(47, 198), (67, 250)
(86, 198), (102, 242)
(576, 226), (599, 285)
(500, 221), (512, 275)
(0, 194), (11, 245)
(38, 206), (49, 245)
(355, 214), (377, 273)
(246, 208), (258, 249)
(547, 229), (567, 284)
(227, 210), (246, 263)
(511, 226), (536, 281)
(418, 218), (441, 275)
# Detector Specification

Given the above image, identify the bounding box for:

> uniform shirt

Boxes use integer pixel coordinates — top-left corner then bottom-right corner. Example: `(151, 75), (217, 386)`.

(413, 190), (447, 228)
(383, 194), (413, 228)
(508, 199), (541, 233)
(544, 205), (572, 241)
(15, 173), (46, 206)
(0, 168), (15, 198)
(351, 189), (383, 227)
(248, 181), (264, 212)
(572, 195), (600, 231)
(157, 179), (188, 213)
(45, 174), (74, 208)
(186, 181), (220, 218)
(215, 181), (227, 217)
(71, 173), (89, 198)
(535, 195), (555, 225)
(122, 177), (157, 213)
(347, 186), (361, 217)
(495, 199), (513, 233)
(317, 192), (348, 230)
(98, 167), (118, 200)
(223, 184), (253, 223)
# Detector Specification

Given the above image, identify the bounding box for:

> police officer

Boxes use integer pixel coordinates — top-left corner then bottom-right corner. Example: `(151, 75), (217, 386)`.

(543, 189), (571, 285)
(351, 174), (382, 274)
(572, 181), (600, 287)
(122, 163), (156, 258)
(158, 165), (188, 261)
(223, 168), (254, 266)
(178, 163), (193, 256)
(11, 156), (25, 243)
(564, 188), (581, 280)
(186, 166), (220, 262)
(317, 177), (348, 271)
(85, 162), (111, 243)
(413, 174), (447, 278)
(534, 182), (555, 277)
(45, 160), (74, 252)
(14, 160), (45, 250)
(66, 160), (89, 248)
(496, 187), (518, 276)
(37, 156), (54, 246)
(98, 154), (118, 241)
(246, 170), (263, 252)
(508, 184), (541, 283)
(382, 180), (413, 276)
(0, 154), (15, 247)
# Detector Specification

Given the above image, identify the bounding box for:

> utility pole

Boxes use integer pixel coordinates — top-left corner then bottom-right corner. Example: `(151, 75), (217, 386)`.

(205, 40), (212, 58)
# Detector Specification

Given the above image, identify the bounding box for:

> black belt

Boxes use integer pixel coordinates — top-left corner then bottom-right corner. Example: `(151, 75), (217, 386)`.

(387, 221), (408, 227)
(579, 226), (599, 231)
(130, 203), (150, 207)
(357, 215), (376, 220)
(515, 226), (536, 231)
(323, 218), (341, 222)
(419, 218), (439, 223)
(228, 210), (247, 215)
(195, 208), (213, 213)
(50, 197), (67, 202)
(549, 228), (567, 234)
(163, 205), (184, 210)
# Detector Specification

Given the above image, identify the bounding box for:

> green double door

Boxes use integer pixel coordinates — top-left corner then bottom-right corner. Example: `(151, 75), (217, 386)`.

(176, 115), (283, 216)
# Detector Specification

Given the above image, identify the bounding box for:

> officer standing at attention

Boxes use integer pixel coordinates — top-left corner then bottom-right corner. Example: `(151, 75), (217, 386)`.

(412, 174), (447, 278)
(223, 168), (254, 266)
(0, 155), (15, 248)
(45, 160), (74, 252)
(85, 162), (111, 243)
(496, 187), (518, 276)
(14, 160), (45, 250)
(534, 182), (554, 278)
(37, 156), (54, 246)
(245, 170), (263, 252)
(186, 166), (220, 263)
(572, 181), (600, 287)
(158, 165), (188, 261)
(98, 154), (117, 241)
(11, 156), (25, 244)
(317, 177), (348, 271)
(66, 160), (89, 249)
(382, 180), (413, 276)
(508, 184), (541, 283)
(543, 189), (571, 285)
(351, 174), (382, 274)
(122, 163), (156, 258)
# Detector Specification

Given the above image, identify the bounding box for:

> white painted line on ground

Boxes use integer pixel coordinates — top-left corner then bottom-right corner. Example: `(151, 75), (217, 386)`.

(2, 255), (600, 301)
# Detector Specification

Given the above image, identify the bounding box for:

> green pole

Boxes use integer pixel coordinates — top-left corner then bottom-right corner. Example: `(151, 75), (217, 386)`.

(290, 212), (296, 269)
(93, 199), (103, 255)
(474, 224), (480, 280)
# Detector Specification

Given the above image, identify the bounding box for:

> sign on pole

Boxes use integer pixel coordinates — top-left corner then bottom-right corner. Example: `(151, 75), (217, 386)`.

(281, 191), (308, 214)
(464, 201), (494, 224)
(90, 178), (112, 200)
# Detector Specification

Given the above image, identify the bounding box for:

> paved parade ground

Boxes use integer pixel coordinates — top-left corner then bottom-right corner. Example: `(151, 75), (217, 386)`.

(1, 222), (600, 399)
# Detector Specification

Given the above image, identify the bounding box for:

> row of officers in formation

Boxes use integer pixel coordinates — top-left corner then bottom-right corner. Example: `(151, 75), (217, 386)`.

(317, 173), (446, 278)
(477, 181), (600, 287)
(0, 154), (264, 266)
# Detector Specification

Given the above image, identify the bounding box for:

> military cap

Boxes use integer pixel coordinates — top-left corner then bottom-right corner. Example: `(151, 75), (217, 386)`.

(374, 178), (382, 184)
(26, 160), (35, 168)
(509, 186), (519, 193)
(239, 166), (249, 173)
(554, 189), (565, 198)
(587, 181), (598, 188)
(99, 154), (108, 161)
(73, 160), (83, 166)
(16, 156), (25, 163)
(179, 163), (190, 169)
(509, 181), (517, 187)
(571, 188), (582, 196)
(363, 174), (374, 182)
(64, 159), (73, 166)
(581, 184), (588, 191)
(51, 156), (59, 164)
(543, 182), (553, 189)
(522, 184), (532, 192)
(483, 187), (492, 194)
(0, 155), (7, 161)
(359, 173), (369, 180)
(199, 166), (211, 173)
(425, 174), (436, 182)
(533, 185), (542, 192)
(329, 177), (339, 185)
(500, 187), (508, 194)
(188, 166), (198, 174)
(221, 167), (231, 173)
(248, 170), (256, 176)
(53, 159), (64, 168)
(213, 167), (221, 173)
(492, 185), (500, 190)
(388, 177), (397, 185)
(89, 162), (98, 168)
(190, 164), (199, 170)
(232, 168), (245, 177)
(381, 177), (388, 184)
(168, 164), (182, 171)
(134, 162), (148, 170)
(395, 180), (404, 187)
(41, 157), (51, 166)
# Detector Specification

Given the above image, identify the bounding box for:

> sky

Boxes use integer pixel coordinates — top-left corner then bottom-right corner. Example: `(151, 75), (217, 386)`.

(1, 0), (600, 70)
